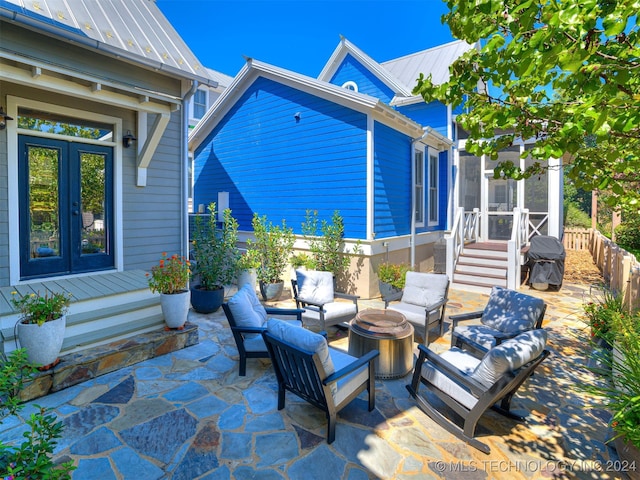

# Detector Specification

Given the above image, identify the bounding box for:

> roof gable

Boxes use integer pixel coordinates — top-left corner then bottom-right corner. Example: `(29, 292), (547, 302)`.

(189, 59), (425, 151)
(0, 0), (215, 84)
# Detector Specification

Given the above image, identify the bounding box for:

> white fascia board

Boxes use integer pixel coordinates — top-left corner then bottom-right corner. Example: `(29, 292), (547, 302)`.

(390, 95), (428, 107)
(420, 126), (454, 150)
(318, 37), (413, 97)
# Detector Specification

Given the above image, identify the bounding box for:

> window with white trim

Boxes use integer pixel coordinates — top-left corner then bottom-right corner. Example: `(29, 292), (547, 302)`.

(414, 150), (424, 225)
(193, 89), (207, 119)
(428, 153), (438, 224)
(341, 81), (358, 92)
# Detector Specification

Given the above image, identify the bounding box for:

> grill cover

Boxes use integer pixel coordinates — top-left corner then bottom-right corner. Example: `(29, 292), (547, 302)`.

(527, 235), (566, 287)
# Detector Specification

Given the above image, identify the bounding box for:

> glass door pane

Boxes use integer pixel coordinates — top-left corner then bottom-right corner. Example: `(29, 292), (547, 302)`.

(487, 177), (517, 240)
(29, 146), (61, 259)
(80, 152), (107, 255)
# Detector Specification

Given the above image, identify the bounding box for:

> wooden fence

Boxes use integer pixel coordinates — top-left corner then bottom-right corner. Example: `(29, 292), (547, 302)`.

(563, 228), (591, 250)
(588, 228), (640, 312)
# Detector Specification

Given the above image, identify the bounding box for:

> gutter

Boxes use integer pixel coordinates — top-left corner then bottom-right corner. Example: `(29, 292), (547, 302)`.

(182, 81), (199, 263)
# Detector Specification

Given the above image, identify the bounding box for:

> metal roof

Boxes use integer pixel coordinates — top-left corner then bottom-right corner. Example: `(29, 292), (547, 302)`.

(0, 0), (216, 85)
(382, 40), (476, 89)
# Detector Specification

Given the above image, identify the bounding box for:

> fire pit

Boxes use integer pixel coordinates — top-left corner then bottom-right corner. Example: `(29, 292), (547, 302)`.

(348, 309), (414, 379)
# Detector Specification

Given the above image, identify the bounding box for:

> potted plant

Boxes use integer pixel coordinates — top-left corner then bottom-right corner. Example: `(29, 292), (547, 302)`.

(0, 348), (76, 478)
(190, 203), (241, 313)
(147, 252), (191, 328)
(11, 290), (72, 369)
(377, 261), (411, 300)
(583, 285), (625, 348)
(249, 212), (295, 301)
(581, 290), (640, 470)
(237, 248), (260, 290)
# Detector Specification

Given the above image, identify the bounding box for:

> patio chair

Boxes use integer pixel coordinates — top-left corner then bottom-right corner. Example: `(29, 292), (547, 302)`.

(450, 286), (546, 356)
(262, 318), (379, 443)
(406, 329), (549, 454)
(222, 284), (304, 376)
(385, 271), (449, 345)
(291, 270), (359, 331)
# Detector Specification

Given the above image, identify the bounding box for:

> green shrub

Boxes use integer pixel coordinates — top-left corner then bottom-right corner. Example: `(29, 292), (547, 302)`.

(377, 262), (411, 289)
(564, 201), (591, 228)
(615, 219), (640, 251)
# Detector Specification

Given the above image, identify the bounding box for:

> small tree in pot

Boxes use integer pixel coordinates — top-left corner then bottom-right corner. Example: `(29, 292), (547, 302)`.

(191, 203), (241, 313)
(248, 213), (295, 301)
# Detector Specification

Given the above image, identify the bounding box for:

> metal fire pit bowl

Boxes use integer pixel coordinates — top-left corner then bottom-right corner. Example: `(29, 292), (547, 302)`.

(348, 309), (414, 379)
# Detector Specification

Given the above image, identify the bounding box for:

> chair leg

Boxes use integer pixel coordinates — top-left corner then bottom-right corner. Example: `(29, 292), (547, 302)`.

(238, 354), (246, 377)
(327, 413), (336, 444)
(277, 385), (286, 410)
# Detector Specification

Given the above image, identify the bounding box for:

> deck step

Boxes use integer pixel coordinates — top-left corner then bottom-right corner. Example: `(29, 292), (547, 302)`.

(455, 263), (507, 277)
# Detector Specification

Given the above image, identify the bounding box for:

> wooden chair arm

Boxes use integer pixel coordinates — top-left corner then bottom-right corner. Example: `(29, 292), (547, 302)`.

(324, 349), (379, 384)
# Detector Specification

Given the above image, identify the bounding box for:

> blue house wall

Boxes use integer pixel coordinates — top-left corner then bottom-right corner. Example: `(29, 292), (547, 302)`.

(396, 100), (449, 138)
(373, 122), (412, 238)
(193, 76), (369, 238)
(328, 54), (396, 104)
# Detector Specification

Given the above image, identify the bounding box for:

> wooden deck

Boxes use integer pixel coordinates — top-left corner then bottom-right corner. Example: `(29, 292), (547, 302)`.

(0, 270), (150, 316)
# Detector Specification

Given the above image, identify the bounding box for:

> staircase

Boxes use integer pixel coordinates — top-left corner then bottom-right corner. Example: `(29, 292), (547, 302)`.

(451, 242), (508, 294)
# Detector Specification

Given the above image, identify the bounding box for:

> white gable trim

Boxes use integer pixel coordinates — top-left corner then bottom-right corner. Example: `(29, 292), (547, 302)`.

(318, 37), (413, 97)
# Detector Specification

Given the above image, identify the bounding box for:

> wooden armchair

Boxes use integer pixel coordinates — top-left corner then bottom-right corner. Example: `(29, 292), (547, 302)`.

(262, 318), (379, 443)
(406, 329), (549, 454)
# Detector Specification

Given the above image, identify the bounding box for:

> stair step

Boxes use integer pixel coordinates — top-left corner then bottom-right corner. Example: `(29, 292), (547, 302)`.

(455, 264), (507, 276)
(458, 255), (508, 267)
(461, 249), (508, 259)
(453, 272), (508, 287)
(464, 241), (508, 252)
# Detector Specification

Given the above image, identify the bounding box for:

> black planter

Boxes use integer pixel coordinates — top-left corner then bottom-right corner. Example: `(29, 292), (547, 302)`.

(379, 281), (402, 300)
(190, 285), (224, 313)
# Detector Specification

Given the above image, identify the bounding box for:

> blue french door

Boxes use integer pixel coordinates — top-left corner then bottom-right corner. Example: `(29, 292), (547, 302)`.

(18, 136), (114, 279)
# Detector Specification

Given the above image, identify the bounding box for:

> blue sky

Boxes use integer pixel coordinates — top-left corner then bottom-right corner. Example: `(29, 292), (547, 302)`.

(156, 0), (456, 79)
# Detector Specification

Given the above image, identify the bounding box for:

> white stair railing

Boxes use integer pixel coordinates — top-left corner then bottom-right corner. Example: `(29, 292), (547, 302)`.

(445, 207), (480, 282)
(507, 208), (529, 289)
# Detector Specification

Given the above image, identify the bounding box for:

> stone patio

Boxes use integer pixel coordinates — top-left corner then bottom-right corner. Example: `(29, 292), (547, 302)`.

(0, 281), (633, 479)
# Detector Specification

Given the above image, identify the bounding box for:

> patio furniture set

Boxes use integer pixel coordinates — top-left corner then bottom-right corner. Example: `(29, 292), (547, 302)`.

(222, 269), (549, 453)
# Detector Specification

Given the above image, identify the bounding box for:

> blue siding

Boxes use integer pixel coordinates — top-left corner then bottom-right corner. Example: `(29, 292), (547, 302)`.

(193, 77), (368, 238)
(373, 122), (412, 238)
(329, 54), (396, 104)
(396, 101), (449, 138)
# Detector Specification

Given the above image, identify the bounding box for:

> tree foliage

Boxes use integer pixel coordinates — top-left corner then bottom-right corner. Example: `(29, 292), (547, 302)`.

(414, 0), (640, 211)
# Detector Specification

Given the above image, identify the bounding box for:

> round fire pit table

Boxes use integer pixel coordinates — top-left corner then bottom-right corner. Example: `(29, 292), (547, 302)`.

(348, 308), (414, 379)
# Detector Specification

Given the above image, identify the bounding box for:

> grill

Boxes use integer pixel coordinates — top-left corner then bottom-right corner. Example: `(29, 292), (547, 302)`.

(348, 309), (414, 379)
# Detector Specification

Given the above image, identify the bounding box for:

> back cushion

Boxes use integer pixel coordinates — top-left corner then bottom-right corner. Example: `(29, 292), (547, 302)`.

(482, 287), (545, 333)
(295, 270), (334, 305)
(227, 283), (268, 328)
(402, 272), (448, 307)
(470, 329), (547, 387)
(266, 318), (335, 377)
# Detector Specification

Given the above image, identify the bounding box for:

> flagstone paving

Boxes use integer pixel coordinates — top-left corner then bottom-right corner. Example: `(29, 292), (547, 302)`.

(1, 281), (633, 479)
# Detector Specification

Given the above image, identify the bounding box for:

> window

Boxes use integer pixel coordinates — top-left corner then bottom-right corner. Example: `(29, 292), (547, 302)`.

(429, 154), (438, 224)
(414, 150), (424, 225)
(193, 89), (207, 119)
(341, 81), (358, 92)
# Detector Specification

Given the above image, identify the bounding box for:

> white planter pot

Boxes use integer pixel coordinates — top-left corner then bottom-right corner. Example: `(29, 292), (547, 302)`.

(237, 269), (257, 289)
(160, 290), (190, 329)
(17, 314), (66, 368)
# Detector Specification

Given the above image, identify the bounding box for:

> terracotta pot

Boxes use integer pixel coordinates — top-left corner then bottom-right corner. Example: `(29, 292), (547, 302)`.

(160, 290), (190, 328)
(17, 314), (66, 367)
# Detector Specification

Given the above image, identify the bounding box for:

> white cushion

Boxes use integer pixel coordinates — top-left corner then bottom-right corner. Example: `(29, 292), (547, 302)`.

(266, 318), (335, 379)
(296, 270), (335, 305)
(329, 347), (369, 405)
(421, 348), (479, 410)
(471, 329), (547, 387)
(482, 287), (545, 333)
(401, 272), (448, 308)
(227, 284), (268, 329)
(301, 302), (357, 323)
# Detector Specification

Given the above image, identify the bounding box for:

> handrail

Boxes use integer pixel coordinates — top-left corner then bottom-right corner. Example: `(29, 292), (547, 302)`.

(445, 208), (479, 281)
(507, 208), (529, 289)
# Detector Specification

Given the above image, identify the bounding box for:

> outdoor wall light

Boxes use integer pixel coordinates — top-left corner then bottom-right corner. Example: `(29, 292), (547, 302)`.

(0, 107), (14, 130)
(294, 112), (301, 121)
(122, 130), (137, 148)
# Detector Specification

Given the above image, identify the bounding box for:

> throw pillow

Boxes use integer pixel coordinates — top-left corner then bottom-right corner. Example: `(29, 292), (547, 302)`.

(227, 284), (268, 328)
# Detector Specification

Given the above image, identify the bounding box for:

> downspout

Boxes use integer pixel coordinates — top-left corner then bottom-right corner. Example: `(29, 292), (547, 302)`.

(182, 81), (199, 261)
(411, 129), (430, 268)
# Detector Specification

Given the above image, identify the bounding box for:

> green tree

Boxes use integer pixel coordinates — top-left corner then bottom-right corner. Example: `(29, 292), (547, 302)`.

(414, 0), (640, 211)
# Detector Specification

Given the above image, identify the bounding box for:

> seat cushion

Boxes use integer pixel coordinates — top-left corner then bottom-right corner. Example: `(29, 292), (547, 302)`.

(302, 301), (358, 325)
(295, 270), (335, 305)
(421, 347), (480, 410)
(227, 283), (268, 329)
(328, 347), (369, 405)
(482, 287), (545, 333)
(401, 272), (448, 308)
(453, 324), (506, 350)
(470, 329), (547, 387)
(266, 318), (335, 378)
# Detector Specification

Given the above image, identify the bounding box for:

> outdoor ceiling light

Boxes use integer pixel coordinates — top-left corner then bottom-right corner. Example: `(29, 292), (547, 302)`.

(122, 130), (137, 148)
(0, 107), (13, 130)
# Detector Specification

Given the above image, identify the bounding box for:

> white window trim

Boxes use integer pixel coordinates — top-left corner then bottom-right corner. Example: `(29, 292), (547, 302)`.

(7, 96), (124, 284)
(428, 152), (439, 226)
(341, 81), (358, 92)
